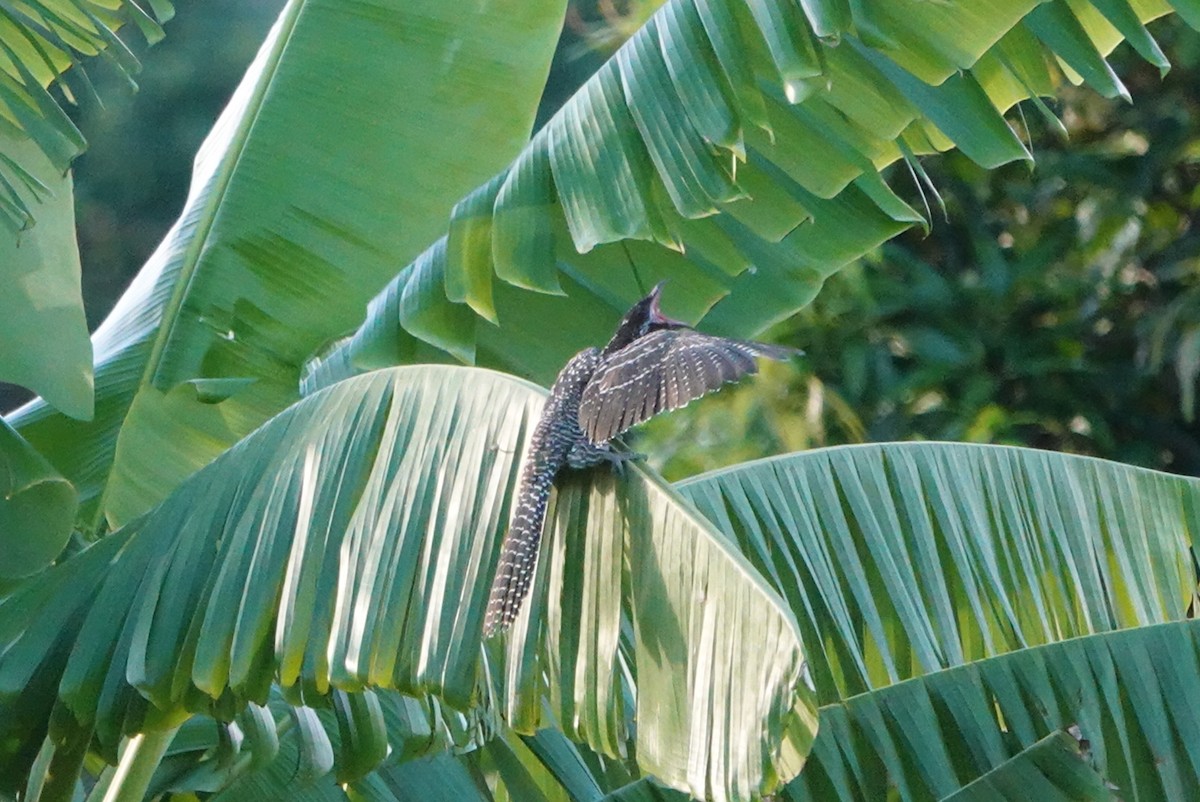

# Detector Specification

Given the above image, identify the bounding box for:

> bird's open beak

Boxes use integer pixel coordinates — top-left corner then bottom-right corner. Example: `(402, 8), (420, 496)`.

(647, 281), (686, 328)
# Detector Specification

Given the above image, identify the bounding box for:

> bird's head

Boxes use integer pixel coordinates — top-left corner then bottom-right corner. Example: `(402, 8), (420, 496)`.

(603, 281), (688, 355)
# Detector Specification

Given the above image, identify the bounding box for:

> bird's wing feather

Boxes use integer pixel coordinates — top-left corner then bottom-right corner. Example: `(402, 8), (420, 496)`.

(578, 329), (796, 443)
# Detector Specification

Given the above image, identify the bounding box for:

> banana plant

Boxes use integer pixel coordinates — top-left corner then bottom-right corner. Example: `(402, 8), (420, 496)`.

(2, 366), (814, 801)
(4, 0), (1200, 800)
(10, 0), (1194, 535)
(6, 377), (1199, 799)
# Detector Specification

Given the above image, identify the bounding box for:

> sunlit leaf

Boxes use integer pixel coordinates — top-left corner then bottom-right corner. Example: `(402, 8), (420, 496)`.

(0, 366), (812, 802)
(676, 443), (1199, 800)
(8, 0), (570, 531)
(308, 0), (1199, 393)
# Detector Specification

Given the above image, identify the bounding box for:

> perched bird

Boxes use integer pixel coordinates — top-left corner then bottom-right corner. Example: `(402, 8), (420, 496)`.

(482, 282), (797, 636)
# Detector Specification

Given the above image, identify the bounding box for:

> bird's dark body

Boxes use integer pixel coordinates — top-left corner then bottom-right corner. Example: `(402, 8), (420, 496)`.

(483, 348), (603, 635)
(483, 285), (796, 636)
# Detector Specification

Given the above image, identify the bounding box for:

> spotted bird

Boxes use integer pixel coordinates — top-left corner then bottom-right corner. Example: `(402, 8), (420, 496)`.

(483, 282), (797, 635)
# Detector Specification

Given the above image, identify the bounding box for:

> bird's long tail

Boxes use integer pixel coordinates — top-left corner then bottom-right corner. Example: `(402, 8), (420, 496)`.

(483, 461), (556, 636)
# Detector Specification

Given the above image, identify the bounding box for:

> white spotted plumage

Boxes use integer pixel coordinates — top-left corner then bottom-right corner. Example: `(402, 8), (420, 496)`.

(483, 348), (602, 636)
(482, 288), (797, 637)
(578, 329), (795, 445)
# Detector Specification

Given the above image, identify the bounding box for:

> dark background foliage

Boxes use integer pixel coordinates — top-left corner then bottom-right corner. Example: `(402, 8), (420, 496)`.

(5, 3), (1199, 480)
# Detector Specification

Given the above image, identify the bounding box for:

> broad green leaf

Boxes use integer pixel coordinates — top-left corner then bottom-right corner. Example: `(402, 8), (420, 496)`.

(677, 444), (1196, 701)
(462, 622), (1193, 800)
(147, 721), (247, 798)
(194, 716), (621, 801)
(472, 733), (574, 802)
(353, 752), (495, 802)
(331, 715), (1113, 797)
(0, 131), (92, 419)
(0, 366), (813, 802)
(675, 443), (1199, 800)
(940, 731), (1114, 801)
(366, 689), (493, 765)
(0, 1), (174, 230)
(110, 440), (1200, 802)
(1024, 2), (1132, 101)
(0, 416), (76, 580)
(0, 530), (120, 791)
(293, 706), (336, 785)
(19, 728), (89, 802)
(102, 382), (244, 526)
(240, 704), (280, 771)
(603, 778), (686, 801)
(146, 686), (489, 799)
(332, 690), (388, 783)
(305, 0), (1200, 391)
(9, 0), (569, 529)
(208, 704), (343, 802)
(519, 729), (620, 802)
(789, 622), (1200, 801)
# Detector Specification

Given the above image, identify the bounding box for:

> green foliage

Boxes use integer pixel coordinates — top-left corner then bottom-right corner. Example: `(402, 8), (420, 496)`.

(0, 367), (811, 802)
(0, 417), (75, 580)
(0, 0), (174, 232)
(938, 730), (1115, 802)
(5, 2), (1200, 801)
(0, 132), (91, 419)
(678, 443), (1200, 799)
(641, 17), (1200, 483)
(8, 0), (570, 532)
(790, 621), (1200, 801)
(311, 0), (1200, 417)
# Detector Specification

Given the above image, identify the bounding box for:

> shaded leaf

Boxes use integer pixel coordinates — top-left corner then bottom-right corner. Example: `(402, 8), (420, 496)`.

(675, 443), (1199, 800)
(788, 621), (1200, 801)
(0, 416), (75, 580)
(0, 131), (92, 419)
(940, 730), (1114, 802)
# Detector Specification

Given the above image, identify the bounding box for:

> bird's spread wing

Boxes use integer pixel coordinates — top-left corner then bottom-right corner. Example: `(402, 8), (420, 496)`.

(578, 329), (796, 444)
